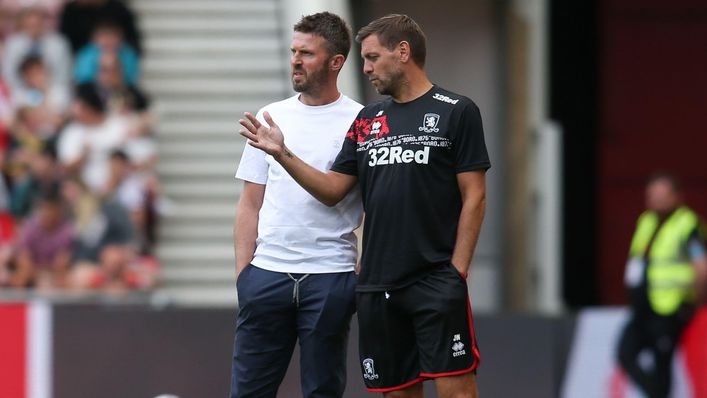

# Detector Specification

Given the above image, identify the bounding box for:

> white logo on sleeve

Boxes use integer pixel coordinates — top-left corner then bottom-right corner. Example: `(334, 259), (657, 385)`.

(363, 358), (380, 380)
(419, 113), (440, 133)
(452, 334), (467, 357)
(376, 110), (384, 117)
(433, 93), (459, 104)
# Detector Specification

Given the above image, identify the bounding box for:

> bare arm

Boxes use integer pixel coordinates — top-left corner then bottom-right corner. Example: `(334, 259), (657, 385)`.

(239, 112), (357, 206)
(234, 181), (265, 279)
(450, 171), (487, 278)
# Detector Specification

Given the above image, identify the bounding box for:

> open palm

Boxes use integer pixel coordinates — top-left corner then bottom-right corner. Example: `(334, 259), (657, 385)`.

(238, 111), (285, 156)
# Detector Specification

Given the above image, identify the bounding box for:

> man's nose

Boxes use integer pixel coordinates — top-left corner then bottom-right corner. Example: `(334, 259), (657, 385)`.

(363, 62), (372, 74)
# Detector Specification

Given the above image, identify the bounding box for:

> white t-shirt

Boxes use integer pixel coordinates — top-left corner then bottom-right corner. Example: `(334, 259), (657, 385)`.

(58, 115), (128, 193)
(236, 94), (364, 274)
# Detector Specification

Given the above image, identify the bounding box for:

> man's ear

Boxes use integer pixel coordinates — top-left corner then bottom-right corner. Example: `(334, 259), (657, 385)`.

(330, 54), (345, 71)
(398, 41), (411, 63)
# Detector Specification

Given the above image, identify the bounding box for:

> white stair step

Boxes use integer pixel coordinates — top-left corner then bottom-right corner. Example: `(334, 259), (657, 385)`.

(144, 78), (286, 95)
(158, 244), (233, 260)
(159, 141), (242, 157)
(145, 37), (281, 54)
(133, 0), (277, 14)
(162, 202), (235, 218)
(162, 181), (239, 198)
(160, 223), (234, 240)
(162, 266), (234, 283)
(154, 100), (269, 118)
(157, 120), (242, 136)
(143, 58), (284, 75)
(156, 160), (237, 177)
(141, 16), (277, 34)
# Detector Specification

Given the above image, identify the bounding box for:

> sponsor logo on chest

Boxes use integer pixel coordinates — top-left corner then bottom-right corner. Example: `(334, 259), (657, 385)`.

(368, 146), (429, 166)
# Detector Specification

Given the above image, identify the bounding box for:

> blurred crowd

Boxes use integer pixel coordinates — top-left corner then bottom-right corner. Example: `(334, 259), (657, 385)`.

(0, 0), (163, 294)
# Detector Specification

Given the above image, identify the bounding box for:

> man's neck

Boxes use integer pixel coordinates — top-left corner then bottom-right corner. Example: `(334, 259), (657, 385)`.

(392, 70), (433, 103)
(656, 206), (679, 221)
(298, 85), (341, 106)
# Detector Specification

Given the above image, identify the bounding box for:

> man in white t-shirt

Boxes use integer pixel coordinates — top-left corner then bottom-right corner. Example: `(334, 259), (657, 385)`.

(58, 83), (128, 194)
(230, 12), (363, 398)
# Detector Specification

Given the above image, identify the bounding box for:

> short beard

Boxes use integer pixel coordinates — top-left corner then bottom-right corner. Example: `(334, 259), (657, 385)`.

(374, 69), (405, 97)
(292, 64), (327, 95)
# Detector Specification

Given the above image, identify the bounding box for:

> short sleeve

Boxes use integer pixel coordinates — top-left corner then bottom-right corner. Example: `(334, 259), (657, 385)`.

(330, 117), (360, 176)
(235, 110), (269, 184)
(452, 101), (491, 173)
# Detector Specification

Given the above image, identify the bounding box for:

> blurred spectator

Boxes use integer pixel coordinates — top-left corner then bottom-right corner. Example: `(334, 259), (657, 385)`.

(0, 173), (12, 287)
(57, 82), (129, 194)
(62, 177), (156, 292)
(1, 6), (71, 95)
(11, 188), (74, 288)
(0, 79), (12, 134)
(95, 51), (153, 140)
(61, 176), (133, 266)
(9, 147), (60, 221)
(73, 20), (139, 85)
(58, 0), (142, 56)
(0, 0), (64, 38)
(617, 173), (707, 398)
(0, 83), (12, 286)
(104, 149), (161, 255)
(13, 55), (71, 120)
(74, 244), (156, 293)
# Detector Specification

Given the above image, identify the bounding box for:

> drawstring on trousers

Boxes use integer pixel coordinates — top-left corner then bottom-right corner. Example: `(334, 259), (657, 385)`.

(287, 273), (310, 308)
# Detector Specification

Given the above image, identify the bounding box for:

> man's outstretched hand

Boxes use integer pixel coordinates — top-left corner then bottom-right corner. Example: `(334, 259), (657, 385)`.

(239, 111), (288, 159)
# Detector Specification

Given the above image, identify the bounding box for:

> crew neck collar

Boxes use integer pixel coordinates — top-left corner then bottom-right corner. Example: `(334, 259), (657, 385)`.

(294, 93), (344, 111)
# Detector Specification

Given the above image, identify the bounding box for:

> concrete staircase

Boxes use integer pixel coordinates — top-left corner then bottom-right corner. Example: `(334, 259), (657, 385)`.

(133, 0), (289, 306)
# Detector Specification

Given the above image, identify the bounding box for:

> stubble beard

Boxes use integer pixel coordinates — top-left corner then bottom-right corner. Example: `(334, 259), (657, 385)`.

(292, 65), (327, 96)
(374, 69), (404, 97)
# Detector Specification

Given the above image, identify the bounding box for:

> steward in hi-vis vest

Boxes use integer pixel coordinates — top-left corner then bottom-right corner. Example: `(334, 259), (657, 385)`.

(618, 174), (707, 398)
(628, 206), (704, 315)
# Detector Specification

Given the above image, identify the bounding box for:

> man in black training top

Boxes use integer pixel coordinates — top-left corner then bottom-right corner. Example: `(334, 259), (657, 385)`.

(240, 14), (489, 398)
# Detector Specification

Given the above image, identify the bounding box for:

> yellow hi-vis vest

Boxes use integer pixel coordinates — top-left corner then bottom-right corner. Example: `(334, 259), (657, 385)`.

(629, 206), (700, 315)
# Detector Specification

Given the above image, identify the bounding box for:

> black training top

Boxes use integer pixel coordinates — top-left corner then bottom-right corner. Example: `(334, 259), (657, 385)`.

(331, 85), (490, 292)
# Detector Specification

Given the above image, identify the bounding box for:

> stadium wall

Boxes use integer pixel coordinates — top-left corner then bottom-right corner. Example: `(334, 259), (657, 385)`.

(1, 302), (570, 398)
(4, 302), (704, 397)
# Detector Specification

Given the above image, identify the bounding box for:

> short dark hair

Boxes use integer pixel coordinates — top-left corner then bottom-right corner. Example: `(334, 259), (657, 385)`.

(74, 82), (106, 113)
(355, 14), (427, 67)
(92, 19), (124, 36)
(110, 149), (130, 162)
(294, 12), (352, 59)
(647, 172), (682, 193)
(38, 183), (63, 206)
(19, 55), (43, 74)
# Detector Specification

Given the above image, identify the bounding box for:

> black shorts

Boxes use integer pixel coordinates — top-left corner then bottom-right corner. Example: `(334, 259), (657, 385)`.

(356, 263), (480, 392)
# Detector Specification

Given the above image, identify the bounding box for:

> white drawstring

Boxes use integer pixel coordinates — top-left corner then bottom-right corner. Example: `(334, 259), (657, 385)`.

(287, 273), (310, 308)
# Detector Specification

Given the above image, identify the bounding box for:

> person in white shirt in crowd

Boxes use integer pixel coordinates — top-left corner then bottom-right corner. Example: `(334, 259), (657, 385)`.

(57, 82), (129, 195)
(230, 12), (363, 398)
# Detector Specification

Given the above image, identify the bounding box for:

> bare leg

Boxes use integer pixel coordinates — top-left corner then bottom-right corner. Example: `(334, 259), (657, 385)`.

(435, 372), (479, 398)
(383, 381), (424, 398)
